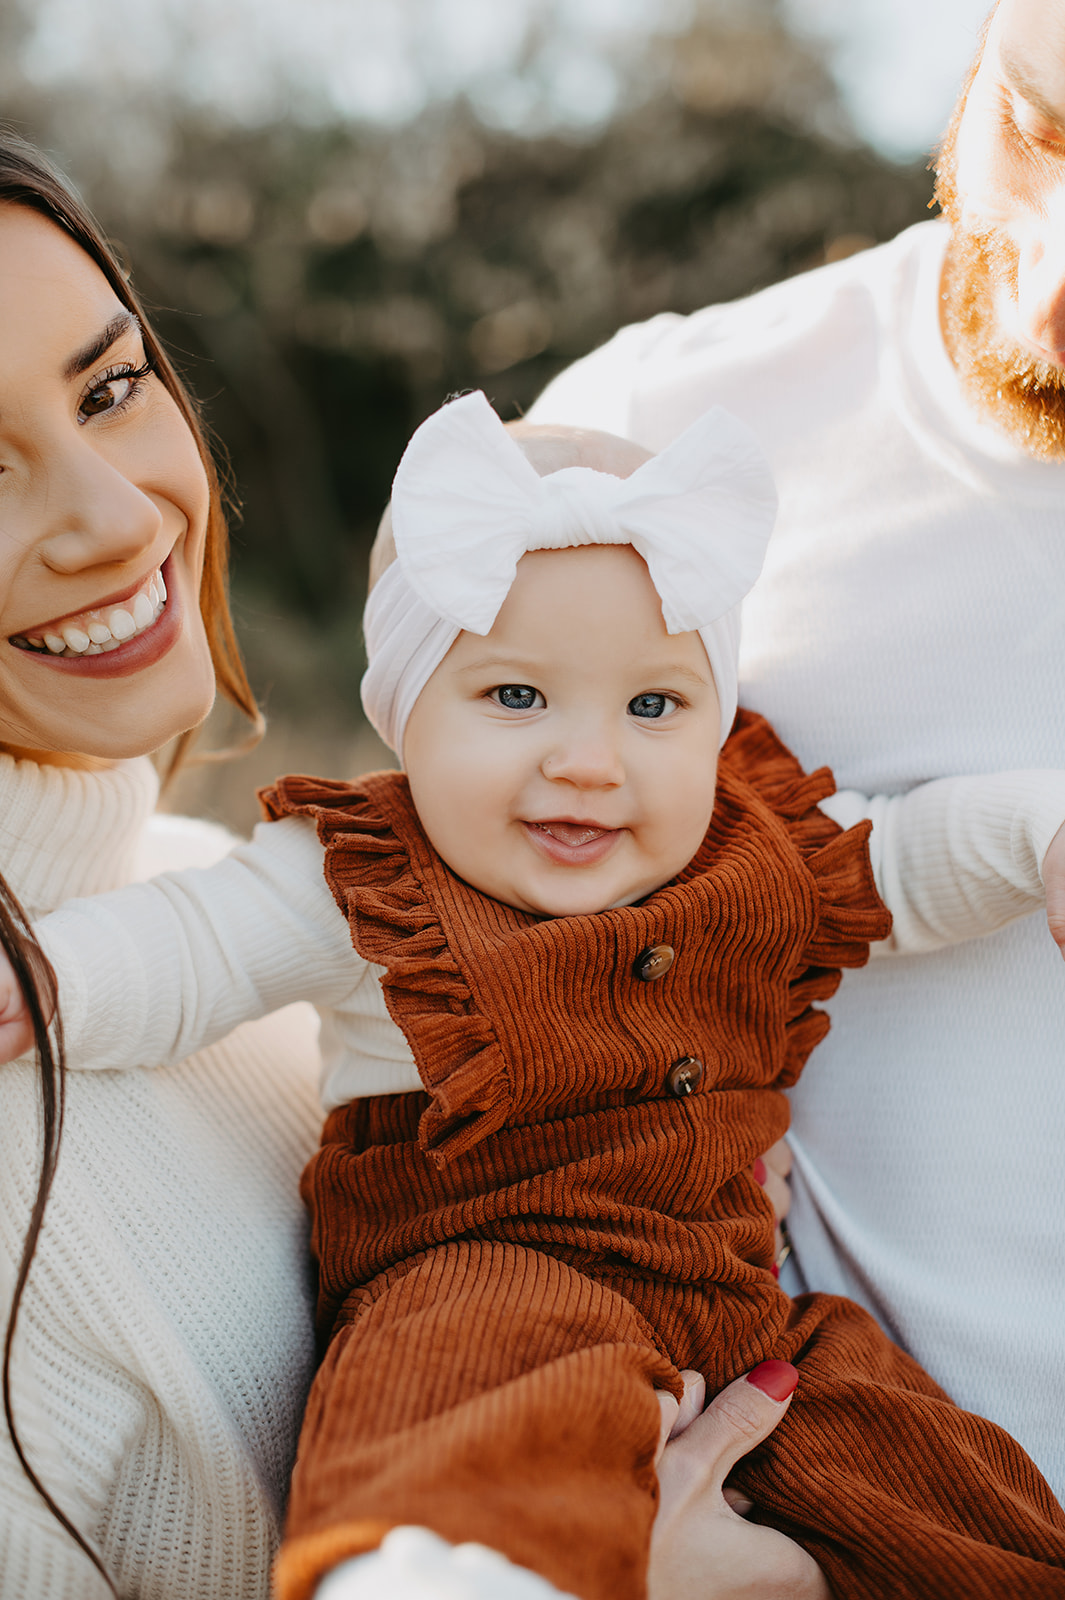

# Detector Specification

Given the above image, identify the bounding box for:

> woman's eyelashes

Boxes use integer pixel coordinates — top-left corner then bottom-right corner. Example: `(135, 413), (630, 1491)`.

(77, 357), (156, 424)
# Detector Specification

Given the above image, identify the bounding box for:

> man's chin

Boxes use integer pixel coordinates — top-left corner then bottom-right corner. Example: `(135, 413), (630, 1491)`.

(941, 222), (1065, 461)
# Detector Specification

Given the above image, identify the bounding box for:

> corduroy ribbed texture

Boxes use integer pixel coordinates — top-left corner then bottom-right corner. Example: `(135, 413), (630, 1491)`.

(266, 714), (1065, 1600)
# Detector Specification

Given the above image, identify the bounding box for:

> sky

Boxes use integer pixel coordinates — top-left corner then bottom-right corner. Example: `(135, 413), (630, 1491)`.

(15, 0), (993, 160)
(781, 0), (990, 156)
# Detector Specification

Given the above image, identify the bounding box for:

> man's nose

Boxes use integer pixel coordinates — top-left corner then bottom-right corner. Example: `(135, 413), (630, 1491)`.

(36, 436), (163, 575)
(1016, 202), (1065, 361)
(541, 718), (625, 790)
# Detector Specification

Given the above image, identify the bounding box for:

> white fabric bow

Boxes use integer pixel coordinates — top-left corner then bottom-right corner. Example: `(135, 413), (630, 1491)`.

(362, 391), (778, 760)
(389, 390), (777, 636)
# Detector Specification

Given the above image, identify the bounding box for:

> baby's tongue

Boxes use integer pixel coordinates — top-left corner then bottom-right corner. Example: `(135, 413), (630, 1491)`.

(536, 821), (607, 847)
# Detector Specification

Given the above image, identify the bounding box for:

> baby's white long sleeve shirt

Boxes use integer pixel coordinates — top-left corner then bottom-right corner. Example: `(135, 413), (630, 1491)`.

(31, 768), (1065, 1109)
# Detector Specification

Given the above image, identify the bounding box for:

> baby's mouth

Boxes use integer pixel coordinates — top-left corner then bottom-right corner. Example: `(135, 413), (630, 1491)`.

(530, 821), (611, 847)
(10, 567), (167, 658)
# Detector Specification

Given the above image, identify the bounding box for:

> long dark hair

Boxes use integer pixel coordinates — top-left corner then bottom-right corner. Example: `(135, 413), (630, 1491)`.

(0, 131), (260, 1588)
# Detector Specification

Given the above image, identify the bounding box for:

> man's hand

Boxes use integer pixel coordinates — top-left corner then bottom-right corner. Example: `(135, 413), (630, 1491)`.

(1044, 822), (1065, 958)
(652, 1366), (829, 1600)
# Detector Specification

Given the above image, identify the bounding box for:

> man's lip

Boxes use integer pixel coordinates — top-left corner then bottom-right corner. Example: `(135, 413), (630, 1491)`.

(12, 560), (170, 638)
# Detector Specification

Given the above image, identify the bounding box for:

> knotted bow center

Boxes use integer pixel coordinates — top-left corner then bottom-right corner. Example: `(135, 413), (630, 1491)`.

(526, 468), (627, 550)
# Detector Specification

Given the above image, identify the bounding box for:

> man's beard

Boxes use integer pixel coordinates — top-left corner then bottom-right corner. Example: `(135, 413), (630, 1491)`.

(936, 115), (1065, 459)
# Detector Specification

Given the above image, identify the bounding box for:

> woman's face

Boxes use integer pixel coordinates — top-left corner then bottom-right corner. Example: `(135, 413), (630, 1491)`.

(0, 203), (215, 763)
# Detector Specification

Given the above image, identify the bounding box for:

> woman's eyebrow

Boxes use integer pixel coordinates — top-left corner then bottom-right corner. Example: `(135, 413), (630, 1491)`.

(62, 310), (142, 381)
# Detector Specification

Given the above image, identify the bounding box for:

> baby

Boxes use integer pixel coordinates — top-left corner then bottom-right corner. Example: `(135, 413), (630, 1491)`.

(5, 393), (1065, 1600)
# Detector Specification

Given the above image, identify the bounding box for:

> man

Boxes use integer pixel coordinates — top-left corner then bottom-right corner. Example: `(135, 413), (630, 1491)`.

(529, 0), (1065, 1499)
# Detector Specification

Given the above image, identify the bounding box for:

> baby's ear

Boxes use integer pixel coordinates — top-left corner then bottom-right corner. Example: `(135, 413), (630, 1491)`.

(368, 503), (397, 591)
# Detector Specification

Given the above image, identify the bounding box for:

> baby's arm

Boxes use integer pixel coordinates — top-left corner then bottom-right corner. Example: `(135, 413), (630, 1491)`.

(821, 771), (1065, 955)
(0, 815), (365, 1070)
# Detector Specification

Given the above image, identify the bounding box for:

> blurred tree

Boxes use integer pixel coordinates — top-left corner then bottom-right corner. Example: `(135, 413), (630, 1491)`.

(0, 0), (934, 738)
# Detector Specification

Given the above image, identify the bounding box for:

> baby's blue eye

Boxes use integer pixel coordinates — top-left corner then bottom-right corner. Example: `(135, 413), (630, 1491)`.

(493, 684), (542, 710)
(629, 693), (671, 718)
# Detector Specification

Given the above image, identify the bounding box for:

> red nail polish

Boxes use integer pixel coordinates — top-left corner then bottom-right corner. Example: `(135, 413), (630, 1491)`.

(752, 1157), (767, 1184)
(746, 1360), (798, 1401)
(770, 1263), (779, 1279)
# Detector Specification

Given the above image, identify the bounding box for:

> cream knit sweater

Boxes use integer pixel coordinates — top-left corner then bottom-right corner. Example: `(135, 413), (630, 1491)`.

(0, 753), (322, 1600)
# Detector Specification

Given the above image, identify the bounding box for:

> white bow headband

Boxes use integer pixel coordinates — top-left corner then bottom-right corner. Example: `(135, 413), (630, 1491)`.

(361, 391), (777, 760)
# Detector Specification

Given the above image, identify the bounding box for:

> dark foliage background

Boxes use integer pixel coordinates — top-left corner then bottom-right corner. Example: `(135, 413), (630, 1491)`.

(1, 1), (936, 826)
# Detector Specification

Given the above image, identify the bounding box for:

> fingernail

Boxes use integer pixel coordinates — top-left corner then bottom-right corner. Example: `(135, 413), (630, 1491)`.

(746, 1360), (798, 1401)
(752, 1158), (767, 1184)
(770, 1263), (779, 1279)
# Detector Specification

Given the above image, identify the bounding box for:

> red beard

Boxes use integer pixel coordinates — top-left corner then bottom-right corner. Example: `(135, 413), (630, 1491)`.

(935, 72), (1065, 461)
(939, 218), (1065, 459)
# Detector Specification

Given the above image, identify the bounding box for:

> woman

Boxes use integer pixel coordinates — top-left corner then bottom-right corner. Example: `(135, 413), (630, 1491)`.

(0, 134), (824, 1600)
(0, 135), (323, 1598)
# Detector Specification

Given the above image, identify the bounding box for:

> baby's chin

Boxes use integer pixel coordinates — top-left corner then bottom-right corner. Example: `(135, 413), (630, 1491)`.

(499, 874), (673, 920)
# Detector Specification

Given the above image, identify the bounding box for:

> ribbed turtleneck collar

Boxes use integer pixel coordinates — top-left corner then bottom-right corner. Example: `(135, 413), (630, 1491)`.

(0, 753), (159, 919)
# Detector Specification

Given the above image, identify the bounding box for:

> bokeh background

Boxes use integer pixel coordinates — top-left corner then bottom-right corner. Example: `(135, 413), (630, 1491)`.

(0, 0), (990, 830)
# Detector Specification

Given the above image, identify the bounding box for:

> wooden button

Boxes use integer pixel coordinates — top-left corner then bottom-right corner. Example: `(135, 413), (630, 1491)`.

(667, 1056), (703, 1097)
(635, 943), (674, 982)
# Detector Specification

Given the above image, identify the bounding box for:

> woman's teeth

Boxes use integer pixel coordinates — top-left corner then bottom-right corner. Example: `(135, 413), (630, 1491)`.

(13, 570), (167, 658)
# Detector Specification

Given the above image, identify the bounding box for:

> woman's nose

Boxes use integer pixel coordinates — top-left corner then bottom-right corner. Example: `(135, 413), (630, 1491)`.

(541, 721), (625, 790)
(36, 437), (162, 574)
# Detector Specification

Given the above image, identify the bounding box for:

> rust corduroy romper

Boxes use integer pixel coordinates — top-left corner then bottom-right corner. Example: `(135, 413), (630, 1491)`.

(266, 712), (1065, 1600)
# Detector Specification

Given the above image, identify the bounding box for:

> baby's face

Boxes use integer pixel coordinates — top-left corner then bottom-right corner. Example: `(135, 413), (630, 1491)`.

(403, 544), (721, 918)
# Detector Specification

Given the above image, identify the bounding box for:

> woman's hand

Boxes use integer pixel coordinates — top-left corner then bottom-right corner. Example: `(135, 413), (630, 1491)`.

(752, 1139), (792, 1264)
(651, 1366), (830, 1600)
(0, 947), (35, 1061)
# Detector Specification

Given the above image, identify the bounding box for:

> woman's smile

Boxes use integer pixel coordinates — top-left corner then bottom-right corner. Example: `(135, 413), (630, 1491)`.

(5, 553), (183, 680)
(12, 560), (168, 657)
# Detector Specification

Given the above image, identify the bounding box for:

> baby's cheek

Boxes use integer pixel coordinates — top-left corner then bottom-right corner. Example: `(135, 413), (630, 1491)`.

(662, 786), (717, 873)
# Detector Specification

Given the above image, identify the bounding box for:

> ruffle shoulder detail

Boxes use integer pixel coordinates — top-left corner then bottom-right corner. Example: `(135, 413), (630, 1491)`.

(721, 711), (893, 1088)
(260, 771), (514, 1165)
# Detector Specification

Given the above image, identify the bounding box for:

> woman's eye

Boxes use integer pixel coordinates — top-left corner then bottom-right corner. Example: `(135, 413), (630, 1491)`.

(628, 692), (678, 719)
(491, 684), (544, 711)
(77, 360), (154, 423)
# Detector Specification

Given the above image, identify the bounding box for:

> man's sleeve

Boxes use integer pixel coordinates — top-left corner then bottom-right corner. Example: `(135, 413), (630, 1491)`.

(820, 772), (1065, 954)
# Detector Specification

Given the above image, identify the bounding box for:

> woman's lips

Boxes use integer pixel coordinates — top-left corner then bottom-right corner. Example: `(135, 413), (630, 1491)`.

(6, 556), (182, 680)
(523, 819), (622, 866)
(11, 566), (167, 657)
